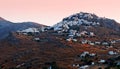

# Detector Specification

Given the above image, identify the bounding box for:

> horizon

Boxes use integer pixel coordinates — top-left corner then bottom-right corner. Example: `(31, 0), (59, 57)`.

(0, 0), (120, 26)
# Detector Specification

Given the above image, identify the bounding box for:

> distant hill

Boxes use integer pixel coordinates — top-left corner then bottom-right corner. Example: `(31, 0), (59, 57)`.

(0, 17), (45, 39)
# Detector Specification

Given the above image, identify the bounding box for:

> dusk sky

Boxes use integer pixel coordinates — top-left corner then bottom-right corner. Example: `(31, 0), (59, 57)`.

(0, 0), (120, 26)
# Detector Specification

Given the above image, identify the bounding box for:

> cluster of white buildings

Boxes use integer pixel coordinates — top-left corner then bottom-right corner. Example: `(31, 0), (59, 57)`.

(108, 51), (117, 55)
(53, 12), (100, 31)
(79, 51), (96, 58)
(80, 39), (117, 47)
(72, 64), (89, 69)
(17, 27), (46, 35)
(66, 30), (95, 42)
(72, 50), (118, 69)
(17, 28), (39, 34)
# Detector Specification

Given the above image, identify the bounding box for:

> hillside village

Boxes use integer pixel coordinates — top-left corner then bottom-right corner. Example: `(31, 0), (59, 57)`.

(0, 12), (120, 69)
(14, 26), (120, 69)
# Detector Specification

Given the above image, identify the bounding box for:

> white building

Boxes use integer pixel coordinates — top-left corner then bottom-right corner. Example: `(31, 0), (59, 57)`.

(89, 32), (95, 36)
(80, 31), (88, 36)
(99, 59), (106, 63)
(73, 39), (78, 42)
(69, 29), (77, 36)
(108, 51), (117, 55)
(89, 42), (95, 45)
(66, 38), (72, 41)
(81, 40), (88, 44)
(90, 53), (96, 57)
(79, 65), (89, 69)
(102, 42), (109, 46)
(33, 38), (40, 41)
(80, 51), (89, 58)
(95, 42), (101, 45)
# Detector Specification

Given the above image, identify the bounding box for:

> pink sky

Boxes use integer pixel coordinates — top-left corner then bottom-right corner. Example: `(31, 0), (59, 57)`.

(0, 0), (120, 26)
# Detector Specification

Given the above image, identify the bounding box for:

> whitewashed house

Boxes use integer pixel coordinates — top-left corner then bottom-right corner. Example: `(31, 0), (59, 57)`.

(76, 64), (80, 67)
(69, 29), (77, 36)
(62, 24), (69, 32)
(72, 64), (76, 67)
(80, 31), (88, 36)
(54, 27), (62, 31)
(33, 38), (40, 41)
(95, 41), (101, 45)
(76, 32), (81, 37)
(92, 22), (97, 26)
(102, 42), (109, 46)
(96, 22), (100, 25)
(41, 26), (45, 32)
(90, 53), (96, 57)
(81, 40), (88, 44)
(89, 42), (95, 45)
(91, 62), (95, 65)
(79, 65), (89, 69)
(110, 41), (116, 44)
(108, 51), (117, 55)
(68, 34), (74, 37)
(99, 59), (106, 63)
(89, 32), (95, 36)
(73, 39), (78, 42)
(80, 51), (89, 58)
(78, 19), (83, 25)
(66, 38), (72, 41)
(72, 64), (80, 67)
